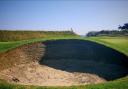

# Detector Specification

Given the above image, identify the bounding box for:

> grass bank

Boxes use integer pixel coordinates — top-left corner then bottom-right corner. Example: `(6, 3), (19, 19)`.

(0, 37), (80, 53)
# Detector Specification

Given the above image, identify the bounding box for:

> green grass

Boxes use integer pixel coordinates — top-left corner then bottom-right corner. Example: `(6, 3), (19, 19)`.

(0, 36), (80, 53)
(86, 36), (128, 56)
(0, 36), (128, 89)
(0, 77), (128, 89)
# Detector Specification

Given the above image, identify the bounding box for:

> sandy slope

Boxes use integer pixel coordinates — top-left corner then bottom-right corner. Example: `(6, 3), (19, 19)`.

(0, 62), (105, 86)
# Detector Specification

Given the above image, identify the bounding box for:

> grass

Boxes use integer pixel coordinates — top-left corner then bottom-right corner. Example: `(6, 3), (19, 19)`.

(0, 34), (128, 89)
(0, 77), (128, 89)
(86, 36), (128, 56)
(0, 30), (77, 41)
(0, 36), (80, 53)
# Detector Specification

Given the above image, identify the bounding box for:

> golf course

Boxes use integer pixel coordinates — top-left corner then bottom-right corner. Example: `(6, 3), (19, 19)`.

(0, 31), (128, 89)
(0, 0), (128, 88)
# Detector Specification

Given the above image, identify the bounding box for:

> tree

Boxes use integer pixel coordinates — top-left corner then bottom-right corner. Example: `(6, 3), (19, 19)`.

(118, 23), (128, 32)
(86, 31), (98, 37)
(70, 28), (74, 33)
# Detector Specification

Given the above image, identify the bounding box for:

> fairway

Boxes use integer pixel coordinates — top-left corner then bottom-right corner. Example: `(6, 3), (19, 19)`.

(88, 37), (128, 56)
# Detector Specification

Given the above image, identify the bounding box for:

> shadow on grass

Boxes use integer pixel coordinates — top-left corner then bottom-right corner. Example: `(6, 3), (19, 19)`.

(39, 39), (128, 80)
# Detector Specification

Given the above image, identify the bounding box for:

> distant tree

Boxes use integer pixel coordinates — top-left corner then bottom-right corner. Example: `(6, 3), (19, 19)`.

(70, 28), (74, 33)
(86, 31), (98, 37)
(99, 30), (110, 34)
(86, 23), (128, 37)
(118, 23), (128, 32)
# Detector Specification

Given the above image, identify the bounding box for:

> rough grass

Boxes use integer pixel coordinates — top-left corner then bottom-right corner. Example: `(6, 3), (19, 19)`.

(0, 30), (77, 42)
(0, 35), (128, 89)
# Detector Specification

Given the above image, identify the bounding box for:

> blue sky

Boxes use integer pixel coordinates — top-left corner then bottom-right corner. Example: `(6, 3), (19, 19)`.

(0, 0), (128, 35)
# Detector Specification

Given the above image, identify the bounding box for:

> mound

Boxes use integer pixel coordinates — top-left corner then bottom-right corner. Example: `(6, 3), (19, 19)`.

(0, 39), (127, 86)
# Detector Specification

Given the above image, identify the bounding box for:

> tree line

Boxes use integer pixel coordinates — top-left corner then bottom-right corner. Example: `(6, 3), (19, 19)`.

(86, 23), (128, 37)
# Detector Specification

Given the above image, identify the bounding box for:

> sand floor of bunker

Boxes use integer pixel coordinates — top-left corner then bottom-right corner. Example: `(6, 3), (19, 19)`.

(0, 62), (106, 86)
(0, 42), (106, 86)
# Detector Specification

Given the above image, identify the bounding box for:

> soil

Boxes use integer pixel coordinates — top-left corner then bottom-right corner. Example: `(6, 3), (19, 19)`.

(0, 39), (127, 86)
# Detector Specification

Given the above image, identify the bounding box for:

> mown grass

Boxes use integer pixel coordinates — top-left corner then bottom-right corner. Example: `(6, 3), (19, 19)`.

(0, 36), (80, 53)
(87, 36), (128, 56)
(0, 34), (128, 89)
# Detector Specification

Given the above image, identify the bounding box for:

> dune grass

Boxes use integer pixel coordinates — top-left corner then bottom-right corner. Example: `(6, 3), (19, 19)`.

(0, 30), (78, 52)
(0, 30), (77, 42)
(0, 35), (128, 89)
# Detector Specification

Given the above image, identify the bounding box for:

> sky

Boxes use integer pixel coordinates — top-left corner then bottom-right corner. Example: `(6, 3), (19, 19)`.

(0, 0), (128, 35)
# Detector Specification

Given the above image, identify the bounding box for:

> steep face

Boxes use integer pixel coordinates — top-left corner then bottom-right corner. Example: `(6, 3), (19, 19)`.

(0, 43), (44, 71)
